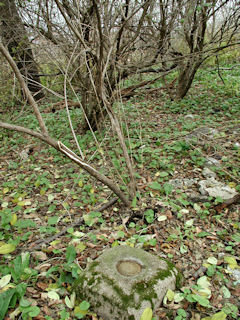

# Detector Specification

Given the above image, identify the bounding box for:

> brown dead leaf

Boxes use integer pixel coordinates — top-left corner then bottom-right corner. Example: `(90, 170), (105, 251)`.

(35, 263), (51, 272)
(190, 312), (201, 320)
(161, 243), (174, 253)
(26, 287), (38, 294)
(122, 216), (130, 224)
(42, 305), (52, 316)
(166, 210), (173, 219)
(34, 315), (45, 320)
(36, 282), (48, 291)
(32, 251), (48, 261)
(231, 287), (240, 296)
(86, 242), (97, 248)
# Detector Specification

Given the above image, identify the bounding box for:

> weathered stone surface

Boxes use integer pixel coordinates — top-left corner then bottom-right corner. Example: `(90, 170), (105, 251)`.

(186, 192), (209, 203)
(185, 126), (219, 141)
(73, 246), (181, 320)
(227, 267), (240, 282)
(199, 178), (237, 200)
(205, 157), (221, 168)
(169, 178), (197, 189)
(202, 167), (217, 179)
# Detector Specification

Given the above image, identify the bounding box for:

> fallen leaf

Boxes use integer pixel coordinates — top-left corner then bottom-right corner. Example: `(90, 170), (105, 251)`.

(47, 290), (60, 300)
(0, 274), (11, 289)
(36, 282), (49, 291)
(32, 251), (48, 261)
(224, 256), (239, 269)
(140, 307), (153, 320)
(0, 243), (16, 254)
(207, 257), (218, 265)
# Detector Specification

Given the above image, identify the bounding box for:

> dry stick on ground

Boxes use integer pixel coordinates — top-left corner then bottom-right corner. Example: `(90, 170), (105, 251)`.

(214, 193), (240, 212)
(0, 42), (129, 206)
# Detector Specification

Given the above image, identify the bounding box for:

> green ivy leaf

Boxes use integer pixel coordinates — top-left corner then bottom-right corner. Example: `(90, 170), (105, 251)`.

(192, 294), (210, 307)
(28, 306), (40, 317)
(66, 245), (76, 264)
(79, 300), (90, 311)
(221, 286), (231, 299)
(149, 182), (162, 190)
(163, 183), (173, 195)
(20, 298), (31, 307)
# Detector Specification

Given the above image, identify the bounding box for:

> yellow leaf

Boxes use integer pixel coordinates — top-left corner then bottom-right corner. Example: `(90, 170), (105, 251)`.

(10, 214), (17, 226)
(74, 306), (87, 317)
(202, 311), (227, 320)
(228, 182), (236, 188)
(90, 188), (95, 194)
(224, 256), (239, 269)
(50, 240), (61, 246)
(0, 283), (15, 292)
(78, 180), (83, 188)
(98, 148), (104, 155)
(40, 189), (46, 195)
(140, 307), (153, 320)
(3, 187), (9, 194)
(17, 200), (31, 206)
(12, 197), (19, 204)
(76, 242), (86, 253)
(166, 289), (175, 301)
(211, 311), (227, 320)
(1, 202), (8, 208)
(0, 243), (16, 254)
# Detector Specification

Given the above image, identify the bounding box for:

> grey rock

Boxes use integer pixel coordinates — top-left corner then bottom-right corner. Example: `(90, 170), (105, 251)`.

(205, 157), (221, 167)
(186, 127), (219, 141)
(227, 266), (240, 282)
(169, 178), (197, 189)
(199, 178), (237, 200)
(187, 192), (209, 203)
(202, 167), (217, 179)
(74, 246), (180, 320)
(184, 114), (195, 121)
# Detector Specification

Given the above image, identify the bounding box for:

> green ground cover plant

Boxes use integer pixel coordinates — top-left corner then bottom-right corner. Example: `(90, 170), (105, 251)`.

(0, 61), (240, 319)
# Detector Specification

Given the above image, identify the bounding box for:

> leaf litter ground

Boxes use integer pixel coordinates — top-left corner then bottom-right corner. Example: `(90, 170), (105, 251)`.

(0, 67), (239, 319)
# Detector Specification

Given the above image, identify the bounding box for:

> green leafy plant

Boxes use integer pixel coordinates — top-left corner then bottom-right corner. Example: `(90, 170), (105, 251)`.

(144, 209), (155, 223)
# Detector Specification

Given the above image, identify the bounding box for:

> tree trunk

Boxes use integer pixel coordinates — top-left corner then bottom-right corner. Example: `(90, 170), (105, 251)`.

(79, 88), (107, 132)
(0, 0), (44, 101)
(176, 60), (202, 99)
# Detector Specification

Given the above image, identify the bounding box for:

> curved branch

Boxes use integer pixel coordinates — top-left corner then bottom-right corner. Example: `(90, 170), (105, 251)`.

(0, 42), (48, 135)
(0, 120), (129, 206)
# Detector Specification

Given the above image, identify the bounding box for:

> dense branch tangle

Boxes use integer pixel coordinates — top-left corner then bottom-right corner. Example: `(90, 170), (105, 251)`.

(1, 0), (239, 207)
(0, 42), (130, 206)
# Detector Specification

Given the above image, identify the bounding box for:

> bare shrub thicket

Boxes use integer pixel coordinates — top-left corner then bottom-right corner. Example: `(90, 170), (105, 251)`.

(0, 0), (239, 206)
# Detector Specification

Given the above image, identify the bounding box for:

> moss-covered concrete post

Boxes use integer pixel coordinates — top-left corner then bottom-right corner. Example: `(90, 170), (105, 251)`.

(73, 246), (181, 319)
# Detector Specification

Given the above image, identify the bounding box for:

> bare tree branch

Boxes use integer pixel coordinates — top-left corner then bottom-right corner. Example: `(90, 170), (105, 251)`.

(0, 42), (48, 135)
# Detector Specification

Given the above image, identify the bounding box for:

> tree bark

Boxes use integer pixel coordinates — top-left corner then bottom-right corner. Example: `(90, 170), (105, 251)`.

(176, 60), (202, 99)
(0, 0), (44, 100)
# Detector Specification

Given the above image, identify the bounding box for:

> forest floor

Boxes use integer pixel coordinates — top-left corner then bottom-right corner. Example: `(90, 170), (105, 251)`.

(0, 65), (240, 320)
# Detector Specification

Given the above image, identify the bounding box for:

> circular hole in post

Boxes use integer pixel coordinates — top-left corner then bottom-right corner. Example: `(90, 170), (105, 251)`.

(116, 260), (142, 277)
